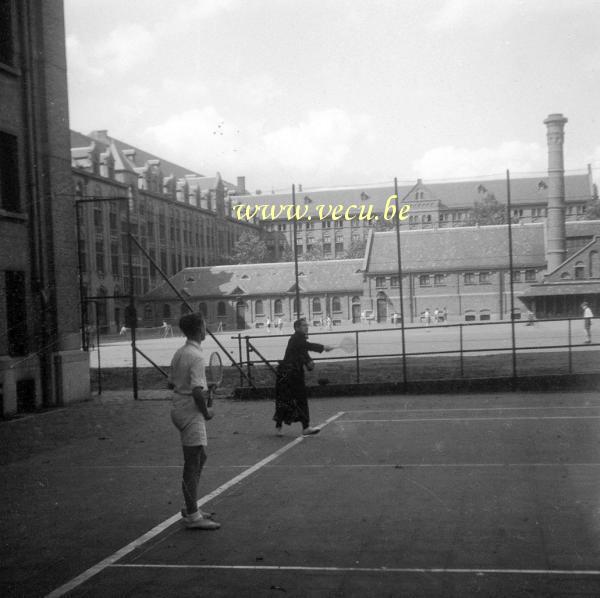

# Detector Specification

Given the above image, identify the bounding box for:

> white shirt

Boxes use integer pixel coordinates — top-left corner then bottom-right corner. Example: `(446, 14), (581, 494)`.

(583, 307), (593, 319)
(168, 340), (207, 411)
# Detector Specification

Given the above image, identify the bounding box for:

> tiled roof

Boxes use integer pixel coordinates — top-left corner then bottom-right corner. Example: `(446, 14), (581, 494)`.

(365, 224), (547, 272)
(365, 220), (600, 273)
(88, 130), (202, 179)
(143, 259), (364, 301)
(236, 173), (592, 219)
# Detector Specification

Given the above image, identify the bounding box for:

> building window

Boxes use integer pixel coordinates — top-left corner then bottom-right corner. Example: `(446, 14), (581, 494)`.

(464, 310), (476, 322)
(312, 297), (322, 313)
(574, 261), (585, 280)
(162, 304), (171, 319)
(434, 274), (445, 286)
(199, 302), (207, 316)
(419, 274), (431, 287)
(255, 299), (264, 316)
(5, 271), (27, 356)
(478, 271), (490, 284)
(0, 0), (14, 65)
(0, 131), (20, 212)
(479, 309), (491, 321)
(464, 272), (475, 285)
(217, 301), (226, 317)
(274, 299), (283, 315)
(331, 296), (341, 312)
(375, 276), (386, 288)
(525, 269), (536, 282)
(390, 276), (399, 287)
(323, 242), (331, 253)
(511, 270), (521, 283)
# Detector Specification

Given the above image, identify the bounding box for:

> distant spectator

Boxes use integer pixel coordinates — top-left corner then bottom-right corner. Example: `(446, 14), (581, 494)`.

(266, 317), (272, 334)
(582, 302), (593, 343)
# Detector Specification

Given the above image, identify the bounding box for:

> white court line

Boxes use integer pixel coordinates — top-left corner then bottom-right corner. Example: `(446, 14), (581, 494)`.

(344, 405), (600, 414)
(110, 563), (600, 576)
(263, 462), (600, 468)
(340, 415), (600, 423)
(45, 411), (345, 598)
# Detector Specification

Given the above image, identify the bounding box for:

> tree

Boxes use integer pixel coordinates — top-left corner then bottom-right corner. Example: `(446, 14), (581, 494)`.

(229, 231), (268, 264)
(302, 242), (325, 261)
(584, 188), (600, 220)
(466, 192), (507, 226)
(344, 237), (367, 258)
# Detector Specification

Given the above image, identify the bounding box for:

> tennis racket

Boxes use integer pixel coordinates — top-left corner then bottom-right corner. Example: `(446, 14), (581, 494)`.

(335, 336), (356, 353)
(206, 352), (223, 407)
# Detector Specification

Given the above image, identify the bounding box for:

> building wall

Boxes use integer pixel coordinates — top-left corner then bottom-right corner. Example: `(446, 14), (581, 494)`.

(73, 167), (259, 334)
(0, 0), (88, 416)
(140, 291), (363, 331)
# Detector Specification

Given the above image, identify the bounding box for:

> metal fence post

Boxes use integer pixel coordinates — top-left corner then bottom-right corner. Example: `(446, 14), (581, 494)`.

(245, 336), (253, 386)
(355, 329), (360, 384)
(568, 318), (572, 374)
(459, 324), (464, 378)
(238, 333), (244, 387)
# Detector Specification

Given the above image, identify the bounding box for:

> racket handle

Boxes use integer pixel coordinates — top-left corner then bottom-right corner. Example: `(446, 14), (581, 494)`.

(207, 388), (213, 407)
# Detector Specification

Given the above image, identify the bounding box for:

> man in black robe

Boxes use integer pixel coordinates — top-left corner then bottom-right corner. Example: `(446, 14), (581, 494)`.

(273, 318), (333, 436)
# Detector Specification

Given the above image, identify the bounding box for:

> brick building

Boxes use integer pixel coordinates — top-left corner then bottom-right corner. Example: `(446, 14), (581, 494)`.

(141, 259), (364, 330)
(1, 0), (89, 416)
(236, 171), (595, 262)
(362, 221), (600, 323)
(71, 130), (258, 333)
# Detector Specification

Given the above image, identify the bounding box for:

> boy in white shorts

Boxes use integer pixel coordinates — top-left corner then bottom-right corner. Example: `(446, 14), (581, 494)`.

(168, 312), (220, 530)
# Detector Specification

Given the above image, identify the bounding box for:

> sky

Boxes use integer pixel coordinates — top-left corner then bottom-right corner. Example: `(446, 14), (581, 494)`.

(64, 0), (600, 193)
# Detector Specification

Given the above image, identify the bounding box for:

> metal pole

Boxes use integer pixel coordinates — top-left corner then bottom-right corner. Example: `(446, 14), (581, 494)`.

(292, 184), (301, 320)
(568, 318), (572, 373)
(459, 324), (464, 377)
(75, 202), (88, 351)
(95, 301), (101, 395)
(245, 336), (253, 386)
(394, 178), (408, 387)
(238, 333), (244, 387)
(126, 195), (138, 400)
(506, 170), (517, 386)
(355, 329), (360, 384)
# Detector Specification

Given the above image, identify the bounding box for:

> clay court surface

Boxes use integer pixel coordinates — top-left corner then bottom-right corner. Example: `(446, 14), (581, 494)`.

(3, 390), (600, 597)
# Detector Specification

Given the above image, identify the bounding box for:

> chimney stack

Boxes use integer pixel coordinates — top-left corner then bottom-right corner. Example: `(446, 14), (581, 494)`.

(543, 113), (568, 272)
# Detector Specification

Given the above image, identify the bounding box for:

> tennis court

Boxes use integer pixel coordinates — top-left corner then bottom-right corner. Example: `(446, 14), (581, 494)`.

(44, 391), (600, 597)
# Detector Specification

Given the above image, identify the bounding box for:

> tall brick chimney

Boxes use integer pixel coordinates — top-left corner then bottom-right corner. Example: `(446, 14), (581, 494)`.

(543, 113), (568, 272)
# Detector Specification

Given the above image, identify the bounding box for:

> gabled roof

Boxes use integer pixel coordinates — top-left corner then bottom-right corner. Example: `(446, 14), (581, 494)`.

(545, 234), (600, 279)
(237, 173), (593, 219)
(364, 220), (600, 273)
(143, 259), (364, 301)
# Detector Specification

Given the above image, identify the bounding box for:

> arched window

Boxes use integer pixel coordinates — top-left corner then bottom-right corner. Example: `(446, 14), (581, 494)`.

(590, 251), (599, 278)
(464, 310), (476, 322)
(312, 297), (322, 313)
(352, 296), (361, 304)
(479, 309), (491, 321)
(331, 296), (341, 312)
(144, 304), (152, 321)
(561, 272), (571, 279)
(274, 299), (283, 314)
(217, 301), (226, 317)
(198, 302), (207, 316)
(575, 261), (585, 280)
(255, 299), (264, 316)
(293, 297), (301, 315)
(162, 304), (171, 319)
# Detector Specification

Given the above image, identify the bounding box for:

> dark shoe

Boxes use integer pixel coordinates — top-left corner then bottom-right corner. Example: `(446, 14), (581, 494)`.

(276, 426), (283, 437)
(302, 426), (320, 436)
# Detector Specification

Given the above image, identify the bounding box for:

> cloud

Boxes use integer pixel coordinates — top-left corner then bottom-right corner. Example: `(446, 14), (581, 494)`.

(66, 35), (104, 82)
(143, 107), (375, 189)
(96, 24), (155, 74)
(412, 141), (545, 179)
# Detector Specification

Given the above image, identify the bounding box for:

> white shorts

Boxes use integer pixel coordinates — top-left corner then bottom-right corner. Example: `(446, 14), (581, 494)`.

(171, 407), (207, 446)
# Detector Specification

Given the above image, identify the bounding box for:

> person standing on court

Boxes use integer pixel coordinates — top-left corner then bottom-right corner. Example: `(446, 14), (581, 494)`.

(582, 302), (593, 343)
(168, 312), (220, 530)
(274, 318), (333, 437)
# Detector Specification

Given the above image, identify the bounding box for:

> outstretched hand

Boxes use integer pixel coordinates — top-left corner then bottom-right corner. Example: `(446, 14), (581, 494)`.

(324, 345), (335, 352)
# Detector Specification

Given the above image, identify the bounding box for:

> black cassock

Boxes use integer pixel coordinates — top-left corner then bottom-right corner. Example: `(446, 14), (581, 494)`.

(273, 331), (325, 428)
